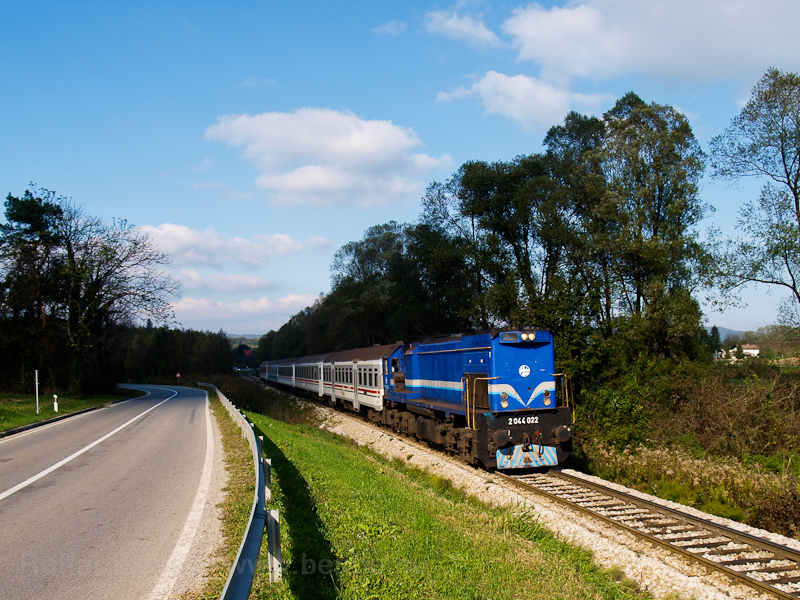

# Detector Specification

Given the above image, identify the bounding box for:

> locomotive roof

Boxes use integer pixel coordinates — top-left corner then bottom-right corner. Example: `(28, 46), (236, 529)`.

(412, 326), (551, 346)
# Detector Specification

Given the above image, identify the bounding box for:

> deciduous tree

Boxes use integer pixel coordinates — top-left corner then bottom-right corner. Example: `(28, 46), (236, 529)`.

(0, 187), (180, 392)
(710, 68), (800, 324)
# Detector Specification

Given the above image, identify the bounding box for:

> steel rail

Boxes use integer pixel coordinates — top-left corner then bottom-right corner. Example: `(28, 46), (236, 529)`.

(497, 470), (800, 599)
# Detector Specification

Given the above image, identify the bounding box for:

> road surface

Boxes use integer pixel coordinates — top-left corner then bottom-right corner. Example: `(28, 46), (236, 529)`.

(0, 385), (214, 600)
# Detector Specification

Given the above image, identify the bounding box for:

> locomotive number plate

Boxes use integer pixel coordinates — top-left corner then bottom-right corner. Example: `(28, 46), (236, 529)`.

(507, 415), (539, 426)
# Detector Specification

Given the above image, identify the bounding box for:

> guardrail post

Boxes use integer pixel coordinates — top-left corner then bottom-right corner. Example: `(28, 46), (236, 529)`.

(263, 458), (272, 502)
(267, 510), (282, 583)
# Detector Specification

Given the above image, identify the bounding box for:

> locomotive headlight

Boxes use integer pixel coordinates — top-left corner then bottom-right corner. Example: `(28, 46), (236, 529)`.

(521, 333), (529, 341)
(543, 389), (552, 406)
(500, 391), (509, 408)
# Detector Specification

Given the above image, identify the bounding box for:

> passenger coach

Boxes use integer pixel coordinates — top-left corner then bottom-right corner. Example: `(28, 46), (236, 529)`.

(260, 327), (573, 469)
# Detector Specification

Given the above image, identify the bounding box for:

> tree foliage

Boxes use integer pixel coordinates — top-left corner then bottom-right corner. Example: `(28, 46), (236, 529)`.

(257, 221), (476, 361)
(123, 325), (234, 380)
(261, 92), (711, 386)
(0, 186), (180, 393)
(710, 68), (800, 324)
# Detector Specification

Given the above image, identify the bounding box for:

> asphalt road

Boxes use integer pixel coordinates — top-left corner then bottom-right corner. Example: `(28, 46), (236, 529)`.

(0, 385), (213, 600)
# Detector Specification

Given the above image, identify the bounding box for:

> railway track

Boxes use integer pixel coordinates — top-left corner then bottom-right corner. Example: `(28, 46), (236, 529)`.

(498, 470), (800, 599)
(252, 376), (800, 597)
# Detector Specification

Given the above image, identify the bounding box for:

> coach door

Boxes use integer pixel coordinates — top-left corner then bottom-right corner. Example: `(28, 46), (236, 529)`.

(352, 363), (360, 410)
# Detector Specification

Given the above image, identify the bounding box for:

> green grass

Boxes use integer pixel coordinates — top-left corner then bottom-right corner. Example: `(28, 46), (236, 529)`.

(245, 411), (655, 600)
(0, 387), (144, 433)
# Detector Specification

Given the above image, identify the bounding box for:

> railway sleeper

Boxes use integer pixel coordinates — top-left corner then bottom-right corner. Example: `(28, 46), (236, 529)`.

(715, 557), (776, 566)
(748, 564), (800, 573)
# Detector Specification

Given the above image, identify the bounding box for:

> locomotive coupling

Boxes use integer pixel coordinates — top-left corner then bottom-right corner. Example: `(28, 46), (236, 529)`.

(552, 425), (572, 443)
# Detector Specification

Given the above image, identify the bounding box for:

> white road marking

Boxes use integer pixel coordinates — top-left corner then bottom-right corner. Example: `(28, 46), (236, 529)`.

(0, 391), (176, 501)
(146, 392), (214, 600)
(0, 385), (155, 446)
(0, 408), (100, 445)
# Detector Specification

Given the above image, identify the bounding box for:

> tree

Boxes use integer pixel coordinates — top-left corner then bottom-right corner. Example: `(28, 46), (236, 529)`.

(593, 93), (709, 357)
(56, 200), (180, 391)
(544, 112), (609, 335)
(0, 187), (180, 392)
(709, 325), (722, 358)
(0, 187), (65, 388)
(421, 178), (495, 329)
(710, 68), (800, 324)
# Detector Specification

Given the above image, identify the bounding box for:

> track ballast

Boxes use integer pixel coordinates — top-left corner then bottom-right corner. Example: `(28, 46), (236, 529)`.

(500, 470), (800, 599)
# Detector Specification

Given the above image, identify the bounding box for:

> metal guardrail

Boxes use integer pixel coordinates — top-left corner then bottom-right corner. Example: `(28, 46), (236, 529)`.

(198, 383), (280, 598)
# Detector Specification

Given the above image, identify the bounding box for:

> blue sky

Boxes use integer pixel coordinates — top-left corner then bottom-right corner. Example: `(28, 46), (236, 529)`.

(2, 0), (799, 335)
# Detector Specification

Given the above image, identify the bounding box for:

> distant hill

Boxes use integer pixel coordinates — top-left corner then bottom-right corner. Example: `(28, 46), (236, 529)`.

(706, 326), (741, 340)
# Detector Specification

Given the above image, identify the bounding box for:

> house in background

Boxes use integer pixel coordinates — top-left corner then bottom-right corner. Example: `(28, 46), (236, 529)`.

(741, 344), (761, 357)
(727, 344), (761, 360)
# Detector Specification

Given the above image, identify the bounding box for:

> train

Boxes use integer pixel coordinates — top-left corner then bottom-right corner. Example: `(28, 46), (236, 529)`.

(259, 326), (573, 469)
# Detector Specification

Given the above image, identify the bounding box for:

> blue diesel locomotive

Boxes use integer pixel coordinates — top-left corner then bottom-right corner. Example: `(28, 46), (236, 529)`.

(259, 326), (573, 469)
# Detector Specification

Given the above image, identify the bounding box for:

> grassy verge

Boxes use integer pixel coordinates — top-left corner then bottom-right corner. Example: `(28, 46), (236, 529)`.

(0, 387), (144, 433)
(245, 406), (653, 600)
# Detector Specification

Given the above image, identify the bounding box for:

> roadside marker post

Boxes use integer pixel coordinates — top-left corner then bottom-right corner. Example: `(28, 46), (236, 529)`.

(53, 394), (58, 413)
(35, 370), (39, 415)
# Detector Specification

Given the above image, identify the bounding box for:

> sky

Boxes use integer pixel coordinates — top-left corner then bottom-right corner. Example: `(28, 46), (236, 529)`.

(2, 0), (800, 335)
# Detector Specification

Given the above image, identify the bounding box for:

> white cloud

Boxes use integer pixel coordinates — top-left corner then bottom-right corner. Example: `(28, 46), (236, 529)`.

(435, 0), (800, 131)
(178, 269), (275, 293)
(441, 71), (612, 131)
(204, 108), (451, 207)
(172, 293), (320, 332)
(503, 0), (800, 83)
(139, 223), (326, 269)
(373, 20), (406, 35)
(425, 11), (501, 48)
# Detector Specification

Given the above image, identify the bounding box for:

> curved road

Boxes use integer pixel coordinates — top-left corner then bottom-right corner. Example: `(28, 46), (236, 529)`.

(0, 385), (214, 600)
